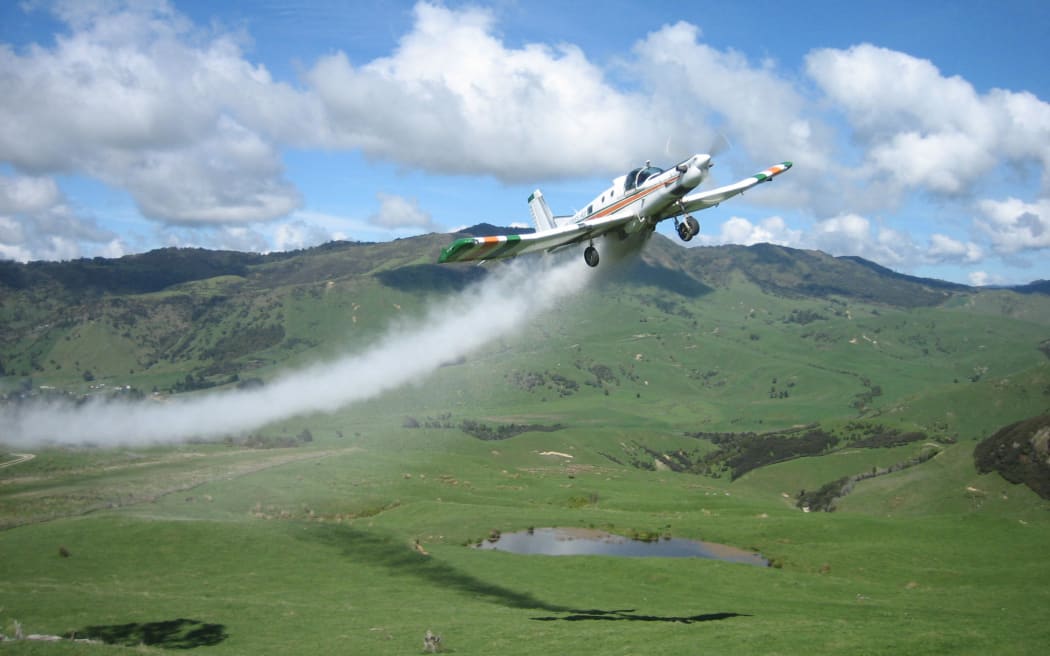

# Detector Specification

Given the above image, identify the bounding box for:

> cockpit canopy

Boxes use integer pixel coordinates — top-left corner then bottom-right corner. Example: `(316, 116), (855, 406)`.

(624, 165), (664, 191)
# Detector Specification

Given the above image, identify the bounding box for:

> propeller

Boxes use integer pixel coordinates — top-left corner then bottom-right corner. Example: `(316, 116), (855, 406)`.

(708, 132), (732, 158)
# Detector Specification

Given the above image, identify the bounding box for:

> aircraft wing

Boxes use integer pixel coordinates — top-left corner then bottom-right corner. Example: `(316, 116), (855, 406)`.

(677, 161), (792, 214)
(438, 215), (632, 264)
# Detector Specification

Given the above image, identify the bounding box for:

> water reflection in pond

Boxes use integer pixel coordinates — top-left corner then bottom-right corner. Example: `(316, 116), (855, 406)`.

(474, 528), (768, 567)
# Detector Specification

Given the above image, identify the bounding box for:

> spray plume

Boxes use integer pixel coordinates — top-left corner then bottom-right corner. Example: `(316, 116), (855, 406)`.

(1, 256), (593, 448)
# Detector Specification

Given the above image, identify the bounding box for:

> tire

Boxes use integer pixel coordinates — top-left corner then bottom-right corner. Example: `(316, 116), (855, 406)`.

(584, 246), (600, 267)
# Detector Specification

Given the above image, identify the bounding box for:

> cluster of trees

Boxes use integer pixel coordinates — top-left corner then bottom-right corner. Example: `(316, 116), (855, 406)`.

(171, 373), (240, 394)
(798, 447), (941, 511)
(768, 376), (797, 400)
(458, 419), (565, 441)
(782, 309), (828, 325)
(848, 428), (928, 449)
(679, 426), (838, 480)
(851, 377), (883, 412)
(506, 369), (579, 397)
(401, 415), (565, 441)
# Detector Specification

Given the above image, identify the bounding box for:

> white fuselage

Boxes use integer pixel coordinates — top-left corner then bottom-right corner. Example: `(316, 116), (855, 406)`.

(566, 153), (712, 231)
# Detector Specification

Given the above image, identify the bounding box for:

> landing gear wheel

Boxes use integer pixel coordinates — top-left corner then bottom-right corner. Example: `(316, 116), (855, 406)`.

(676, 215), (700, 242)
(584, 245), (600, 268)
(685, 215), (699, 238)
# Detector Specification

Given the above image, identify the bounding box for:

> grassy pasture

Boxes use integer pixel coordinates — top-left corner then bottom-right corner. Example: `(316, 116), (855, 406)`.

(2, 424), (1049, 655)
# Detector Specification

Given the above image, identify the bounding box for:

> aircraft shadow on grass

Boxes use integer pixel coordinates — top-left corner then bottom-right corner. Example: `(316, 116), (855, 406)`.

(530, 609), (747, 624)
(305, 525), (746, 625)
(67, 618), (227, 649)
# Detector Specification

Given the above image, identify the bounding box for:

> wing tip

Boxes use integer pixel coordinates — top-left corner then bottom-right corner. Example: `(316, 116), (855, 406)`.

(438, 237), (477, 263)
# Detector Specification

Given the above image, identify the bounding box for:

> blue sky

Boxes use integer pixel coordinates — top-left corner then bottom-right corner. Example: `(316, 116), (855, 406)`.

(1, 1), (1048, 286)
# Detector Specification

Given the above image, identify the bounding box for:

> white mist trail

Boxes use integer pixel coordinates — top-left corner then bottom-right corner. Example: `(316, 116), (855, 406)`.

(1, 256), (592, 448)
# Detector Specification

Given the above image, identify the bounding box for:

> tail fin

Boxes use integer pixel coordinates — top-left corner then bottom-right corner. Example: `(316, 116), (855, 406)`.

(528, 189), (556, 232)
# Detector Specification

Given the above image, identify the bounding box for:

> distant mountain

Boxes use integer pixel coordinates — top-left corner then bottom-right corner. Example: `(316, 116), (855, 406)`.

(0, 248), (272, 295)
(457, 223), (535, 237)
(6, 229), (1036, 306)
(639, 237), (971, 308)
(1010, 279), (1050, 295)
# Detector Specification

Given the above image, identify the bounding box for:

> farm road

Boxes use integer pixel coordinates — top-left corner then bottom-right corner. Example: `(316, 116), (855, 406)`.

(0, 453), (34, 469)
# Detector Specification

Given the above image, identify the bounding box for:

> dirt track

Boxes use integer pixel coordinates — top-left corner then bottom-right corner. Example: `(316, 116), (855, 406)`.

(0, 453), (35, 469)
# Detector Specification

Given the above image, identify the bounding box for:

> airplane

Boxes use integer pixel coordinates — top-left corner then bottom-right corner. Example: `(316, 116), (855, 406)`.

(438, 153), (792, 268)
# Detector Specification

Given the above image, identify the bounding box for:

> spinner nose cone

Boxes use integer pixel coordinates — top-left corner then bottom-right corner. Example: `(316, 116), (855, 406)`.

(679, 155), (710, 188)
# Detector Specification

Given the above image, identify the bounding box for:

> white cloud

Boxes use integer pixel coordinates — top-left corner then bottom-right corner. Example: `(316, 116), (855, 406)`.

(273, 220), (333, 252)
(708, 215), (801, 247)
(868, 131), (995, 194)
(808, 213), (919, 267)
(806, 44), (1050, 196)
(0, 175), (62, 214)
(632, 22), (830, 172)
(927, 233), (983, 263)
(976, 197), (1050, 254)
(160, 224), (269, 253)
(0, 172), (119, 261)
(368, 192), (436, 231)
(967, 270), (1005, 287)
(306, 3), (655, 181)
(119, 118), (301, 224)
(0, 1), (306, 225)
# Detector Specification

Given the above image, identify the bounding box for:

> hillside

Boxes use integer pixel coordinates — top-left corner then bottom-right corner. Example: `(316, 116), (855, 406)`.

(3, 233), (1050, 655)
(2, 232), (1048, 428)
(4, 230), (1050, 462)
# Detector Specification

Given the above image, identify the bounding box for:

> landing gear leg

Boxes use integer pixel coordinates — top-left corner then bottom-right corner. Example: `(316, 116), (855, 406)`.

(584, 245), (600, 268)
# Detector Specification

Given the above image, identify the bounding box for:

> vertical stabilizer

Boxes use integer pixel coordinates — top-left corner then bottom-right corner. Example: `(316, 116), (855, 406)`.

(528, 190), (556, 232)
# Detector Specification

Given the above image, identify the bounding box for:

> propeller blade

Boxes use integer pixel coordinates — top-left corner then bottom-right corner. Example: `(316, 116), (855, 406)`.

(709, 132), (732, 157)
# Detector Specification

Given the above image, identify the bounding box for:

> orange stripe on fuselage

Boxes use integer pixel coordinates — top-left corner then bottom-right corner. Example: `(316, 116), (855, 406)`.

(583, 174), (681, 223)
(471, 235), (508, 257)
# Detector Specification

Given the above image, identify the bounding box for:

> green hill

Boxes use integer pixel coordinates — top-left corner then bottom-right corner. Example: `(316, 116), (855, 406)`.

(2, 234), (1050, 654)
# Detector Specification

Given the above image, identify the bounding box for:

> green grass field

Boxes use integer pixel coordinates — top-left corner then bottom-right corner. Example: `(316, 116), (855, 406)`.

(2, 420), (1049, 654)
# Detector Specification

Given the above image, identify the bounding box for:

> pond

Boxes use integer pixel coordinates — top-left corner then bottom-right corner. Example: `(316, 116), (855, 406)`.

(474, 527), (768, 567)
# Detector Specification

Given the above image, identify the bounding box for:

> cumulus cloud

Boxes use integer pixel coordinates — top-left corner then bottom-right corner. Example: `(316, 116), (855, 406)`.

(273, 220), (334, 252)
(368, 192), (437, 231)
(968, 270), (1005, 287)
(806, 44), (1050, 196)
(0, 1), (307, 225)
(804, 213), (919, 267)
(0, 173), (121, 261)
(705, 215), (801, 247)
(160, 224), (270, 253)
(702, 210), (990, 273)
(976, 197), (1050, 254)
(632, 22), (829, 171)
(305, 3), (657, 181)
(927, 233), (983, 263)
